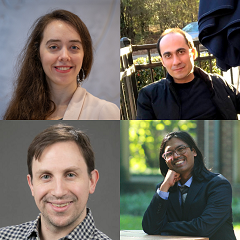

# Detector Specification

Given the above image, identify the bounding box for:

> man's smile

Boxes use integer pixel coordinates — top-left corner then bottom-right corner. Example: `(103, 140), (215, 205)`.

(47, 201), (74, 213)
(174, 160), (184, 165)
(172, 65), (185, 71)
(50, 201), (73, 208)
(172, 157), (186, 167)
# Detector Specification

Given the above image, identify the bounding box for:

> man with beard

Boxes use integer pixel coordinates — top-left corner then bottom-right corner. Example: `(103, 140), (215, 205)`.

(0, 124), (111, 240)
(136, 28), (240, 120)
(142, 131), (236, 240)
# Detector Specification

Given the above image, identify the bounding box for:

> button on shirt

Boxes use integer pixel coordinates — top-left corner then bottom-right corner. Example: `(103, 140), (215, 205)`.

(0, 208), (111, 240)
(157, 177), (193, 205)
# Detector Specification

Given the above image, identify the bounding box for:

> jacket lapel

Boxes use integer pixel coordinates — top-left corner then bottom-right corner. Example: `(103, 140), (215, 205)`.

(182, 179), (205, 220)
(63, 87), (87, 120)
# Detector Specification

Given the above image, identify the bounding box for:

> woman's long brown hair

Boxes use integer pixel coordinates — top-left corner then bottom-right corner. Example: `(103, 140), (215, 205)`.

(4, 9), (93, 120)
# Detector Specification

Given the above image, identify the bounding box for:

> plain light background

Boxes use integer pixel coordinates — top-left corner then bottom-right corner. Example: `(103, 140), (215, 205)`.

(0, 120), (120, 240)
(0, 0), (120, 119)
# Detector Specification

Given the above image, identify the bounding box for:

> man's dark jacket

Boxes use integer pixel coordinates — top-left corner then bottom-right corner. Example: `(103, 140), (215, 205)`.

(142, 171), (236, 240)
(198, 0), (240, 70)
(136, 67), (240, 120)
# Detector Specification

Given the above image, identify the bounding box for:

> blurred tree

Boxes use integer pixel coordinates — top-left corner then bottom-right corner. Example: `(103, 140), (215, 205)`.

(121, 0), (135, 41)
(129, 120), (197, 174)
(121, 0), (154, 43)
(121, 0), (200, 44)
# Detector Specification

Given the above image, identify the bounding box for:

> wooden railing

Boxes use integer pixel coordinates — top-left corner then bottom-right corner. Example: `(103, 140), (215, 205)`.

(120, 38), (138, 120)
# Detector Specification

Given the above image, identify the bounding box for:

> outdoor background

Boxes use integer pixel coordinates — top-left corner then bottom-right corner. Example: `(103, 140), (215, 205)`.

(121, 0), (199, 44)
(120, 120), (240, 238)
(120, 0), (239, 97)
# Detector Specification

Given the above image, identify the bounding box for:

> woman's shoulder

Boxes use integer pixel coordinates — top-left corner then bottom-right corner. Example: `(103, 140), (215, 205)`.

(65, 87), (119, 120)
(84, 90), (120, 120)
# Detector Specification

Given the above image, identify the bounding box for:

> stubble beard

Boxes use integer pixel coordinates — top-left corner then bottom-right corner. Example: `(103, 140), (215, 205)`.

(39, 195), (87, 232)
(41, 205), (86, 230)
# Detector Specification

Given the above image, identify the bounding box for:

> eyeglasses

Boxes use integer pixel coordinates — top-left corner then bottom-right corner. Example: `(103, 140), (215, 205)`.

(162, 145), (190, 161)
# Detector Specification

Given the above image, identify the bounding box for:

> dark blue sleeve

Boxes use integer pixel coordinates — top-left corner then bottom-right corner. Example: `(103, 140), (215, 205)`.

(136, 88), (156, 120)
(160, 177), (233, 237)
(142, 192), (169, 234)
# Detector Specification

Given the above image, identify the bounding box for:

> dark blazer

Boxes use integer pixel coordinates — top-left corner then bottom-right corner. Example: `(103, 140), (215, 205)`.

(142, 171), (236, 240)
(136, 67), (240, 120)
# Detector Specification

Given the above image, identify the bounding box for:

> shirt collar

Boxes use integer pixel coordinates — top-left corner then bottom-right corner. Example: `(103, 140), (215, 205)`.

(65, 208), (95, 240)
(178, 176), (193, 188)
(26, 208), (96, 240)
(26, 214), (40, 239)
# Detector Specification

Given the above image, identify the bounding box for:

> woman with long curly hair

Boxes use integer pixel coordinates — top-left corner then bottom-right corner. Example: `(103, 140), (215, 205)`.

(3, 9), (119, 120)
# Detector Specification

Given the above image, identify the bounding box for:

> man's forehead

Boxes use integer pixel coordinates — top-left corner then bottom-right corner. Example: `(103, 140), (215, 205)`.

(35, 165), (82, 174)
(32, 141), (86, 168)
(165, 144), (185, 151)
(160, 32), (189, 53)
(165, 138), (186, 150)
(39, 141), (82, 155)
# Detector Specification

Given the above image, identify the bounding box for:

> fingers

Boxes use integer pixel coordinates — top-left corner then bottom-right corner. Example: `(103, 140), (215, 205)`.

(174, 175), (181, 183)
(163, 169), (181, 188)
(167, 169), (180, 178)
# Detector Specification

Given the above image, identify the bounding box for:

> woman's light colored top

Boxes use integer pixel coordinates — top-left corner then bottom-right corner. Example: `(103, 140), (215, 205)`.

(63, 87), (119, 120)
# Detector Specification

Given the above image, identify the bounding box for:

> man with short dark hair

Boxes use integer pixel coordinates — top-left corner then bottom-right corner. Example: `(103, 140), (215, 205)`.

(136, 28), (240, 120)
(142, 131), (236, 240)
(0, 124), (111, 240)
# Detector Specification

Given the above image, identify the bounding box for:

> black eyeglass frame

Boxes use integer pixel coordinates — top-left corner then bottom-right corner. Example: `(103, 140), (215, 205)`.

(162, 145), (191, 160)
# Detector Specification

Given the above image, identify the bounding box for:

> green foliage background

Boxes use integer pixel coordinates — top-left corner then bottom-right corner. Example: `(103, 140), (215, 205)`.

(120, 192), (240, 229)
(129, 120), (197, 174)
(134, 56), (166, 91)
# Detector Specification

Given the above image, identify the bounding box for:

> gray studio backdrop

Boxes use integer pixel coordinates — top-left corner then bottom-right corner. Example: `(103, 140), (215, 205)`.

(0, 121), (120, 240)
(0, 0), (120, 119)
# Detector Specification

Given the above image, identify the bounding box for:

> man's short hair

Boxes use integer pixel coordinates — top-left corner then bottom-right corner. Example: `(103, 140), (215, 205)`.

(157, 28), (195, 57)
(27, 124), (95, 178)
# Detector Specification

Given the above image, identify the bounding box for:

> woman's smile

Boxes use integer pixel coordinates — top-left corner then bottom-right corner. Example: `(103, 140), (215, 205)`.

(54, 66), (73, 73)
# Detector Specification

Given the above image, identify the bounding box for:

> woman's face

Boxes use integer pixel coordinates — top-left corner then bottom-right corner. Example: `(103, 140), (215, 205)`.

(39, 20), (84, 89)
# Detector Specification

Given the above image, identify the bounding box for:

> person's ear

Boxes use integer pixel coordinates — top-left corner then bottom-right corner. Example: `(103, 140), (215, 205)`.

(27, 174), (34, 197)
(191, 47), (198, 60)
(89, 169), (99, 194)
(160, 57), (166, 67)
(192, 148), (197, 157)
